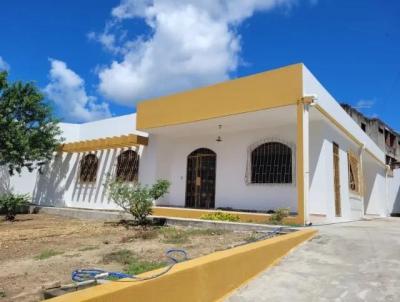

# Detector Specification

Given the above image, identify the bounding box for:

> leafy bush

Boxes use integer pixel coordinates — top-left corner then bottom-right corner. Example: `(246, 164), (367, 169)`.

(0, 193), (30, 221)
(200, 211), (240, 222)
(269, 208), (290, 225)
(149, 179), (171, 200)
(106, 179), (170, 225)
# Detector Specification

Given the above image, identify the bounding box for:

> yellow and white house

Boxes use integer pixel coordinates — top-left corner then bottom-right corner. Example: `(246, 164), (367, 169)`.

(2, 63), (400, 225)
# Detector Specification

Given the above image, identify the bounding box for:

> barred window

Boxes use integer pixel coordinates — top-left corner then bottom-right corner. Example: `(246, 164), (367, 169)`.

(348, 152), (361, 194)
(79, 154), (98, 183)
(251, 142), (292, 184)
(116, 150), (139, 182)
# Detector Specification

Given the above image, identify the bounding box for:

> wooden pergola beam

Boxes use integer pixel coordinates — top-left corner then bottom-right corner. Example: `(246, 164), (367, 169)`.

(59, 134), (149, 153)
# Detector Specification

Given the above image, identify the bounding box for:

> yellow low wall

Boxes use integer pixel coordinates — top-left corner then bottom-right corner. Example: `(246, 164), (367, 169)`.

(152, 206), (301, 225)
(49, 229), (316, 302)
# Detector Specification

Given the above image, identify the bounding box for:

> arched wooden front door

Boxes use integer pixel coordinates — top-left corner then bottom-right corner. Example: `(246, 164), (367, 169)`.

(185, 148), (216, 209)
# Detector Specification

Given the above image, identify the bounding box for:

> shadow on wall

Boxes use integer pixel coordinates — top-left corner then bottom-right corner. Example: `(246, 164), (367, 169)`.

(0, 166), (11, 194)
(32, 153), (73, 207)
(71, 149), (116, 207)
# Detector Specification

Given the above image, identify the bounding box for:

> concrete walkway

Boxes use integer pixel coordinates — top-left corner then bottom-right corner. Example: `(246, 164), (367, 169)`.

(226, 218), (400, 302)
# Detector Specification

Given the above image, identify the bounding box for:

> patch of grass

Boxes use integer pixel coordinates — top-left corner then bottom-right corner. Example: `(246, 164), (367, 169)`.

(158, 227), (229, 244)
(0, 290), (6, 298)
(63, 253), (81, 258)
(102, 249), (166, 276)
(134, 228), (159, 240)
(103, 249), (134, 265)
(78, 246), (99, 252)
(243, 232), (260, 243)
(185, 228), (229, 236)
(158, 227), (189, 244)
(34, 249), (63, 260)
(125, 259), (166, 275)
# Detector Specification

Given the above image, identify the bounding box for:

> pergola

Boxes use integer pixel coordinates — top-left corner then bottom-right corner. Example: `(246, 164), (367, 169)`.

(59, 134), (148, 153)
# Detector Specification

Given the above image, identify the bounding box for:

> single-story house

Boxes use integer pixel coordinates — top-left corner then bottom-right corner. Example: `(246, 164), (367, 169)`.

(2, 63), (399, 225)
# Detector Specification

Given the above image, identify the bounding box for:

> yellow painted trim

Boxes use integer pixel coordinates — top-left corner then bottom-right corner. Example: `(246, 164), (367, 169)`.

(137, 64), (303, 130)
(48, 229), (317, 302)
(152, 206), (300, 225)
(59, 134), (148, 153)
(296, 101), (306, 225)
(315, 104), (386, 166)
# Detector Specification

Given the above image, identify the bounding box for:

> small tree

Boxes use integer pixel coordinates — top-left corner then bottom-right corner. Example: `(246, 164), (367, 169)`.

(106, 179), (170, 225)
(0, 192), (30, 221)
(0, 71), (61, 175)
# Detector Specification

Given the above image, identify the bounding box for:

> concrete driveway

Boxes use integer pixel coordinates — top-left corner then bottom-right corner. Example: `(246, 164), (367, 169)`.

(226, 218), (400, 302)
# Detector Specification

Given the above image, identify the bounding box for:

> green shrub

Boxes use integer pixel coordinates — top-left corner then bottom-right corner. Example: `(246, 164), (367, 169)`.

(0, 193), (30, 221)
(200, 211), (240, 222)
(106, 179), (170, 226)
(269, 208), (290, 225)
(149, 179), (171, 200)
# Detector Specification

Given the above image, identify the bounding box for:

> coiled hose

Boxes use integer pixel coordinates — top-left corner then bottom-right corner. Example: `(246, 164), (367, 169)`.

(71, 249), (188, 283)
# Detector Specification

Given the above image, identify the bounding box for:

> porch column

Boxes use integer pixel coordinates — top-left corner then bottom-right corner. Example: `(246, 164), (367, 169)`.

(297, 98), (311, 225)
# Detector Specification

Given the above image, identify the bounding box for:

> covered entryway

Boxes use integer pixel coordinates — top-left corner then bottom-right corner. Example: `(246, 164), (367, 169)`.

(185, 148), (216, 209)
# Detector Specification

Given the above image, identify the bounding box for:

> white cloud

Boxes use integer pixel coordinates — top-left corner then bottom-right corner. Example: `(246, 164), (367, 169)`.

(355, 99), (376, 109)
(96, 0), (297, 105)
(0, 56), (9, 71)
(44, 59), (111, 122)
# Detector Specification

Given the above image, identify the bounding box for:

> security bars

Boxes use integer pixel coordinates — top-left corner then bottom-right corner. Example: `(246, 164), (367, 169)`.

(251, 142), (292, 184)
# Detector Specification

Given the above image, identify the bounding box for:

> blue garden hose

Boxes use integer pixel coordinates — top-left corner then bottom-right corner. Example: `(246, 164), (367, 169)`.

(71, 249), (188, 283)
(71, 229), (280, 284)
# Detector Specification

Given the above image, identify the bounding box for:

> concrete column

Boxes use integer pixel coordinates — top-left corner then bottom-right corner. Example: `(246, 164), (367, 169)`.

(297, 99), (310, 225)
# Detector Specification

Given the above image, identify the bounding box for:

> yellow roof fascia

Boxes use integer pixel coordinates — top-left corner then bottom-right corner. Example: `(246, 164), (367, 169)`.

(137, 63), (303, 130)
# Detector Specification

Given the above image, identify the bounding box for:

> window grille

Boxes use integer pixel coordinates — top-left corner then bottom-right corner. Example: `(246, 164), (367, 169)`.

(116, 149), (139, 182)
(79, 154), (98, 183)
(348, 152), (361, 194)
(250, 142), (292, 184)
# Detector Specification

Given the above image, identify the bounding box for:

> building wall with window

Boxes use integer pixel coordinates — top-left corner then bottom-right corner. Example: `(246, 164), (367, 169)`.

(309, 119), (365, 220)
(6, 115), (145, 210)
(140, 123), (298, 212)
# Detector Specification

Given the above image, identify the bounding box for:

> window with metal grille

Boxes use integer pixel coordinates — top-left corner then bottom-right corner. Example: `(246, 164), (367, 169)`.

(348, 152), (361, 194)
(251, 142), (292, 184)
(116, 150), (139, 182)
(79, 154), (98, 183)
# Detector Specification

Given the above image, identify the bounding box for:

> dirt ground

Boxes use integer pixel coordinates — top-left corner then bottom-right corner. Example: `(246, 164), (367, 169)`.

(0, 213), (254, 302)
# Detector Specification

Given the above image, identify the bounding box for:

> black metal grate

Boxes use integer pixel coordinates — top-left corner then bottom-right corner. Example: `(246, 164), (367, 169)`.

(251, 142), (292, 184)
(79, 154), (98, 183)
(116, 149), (139, 182)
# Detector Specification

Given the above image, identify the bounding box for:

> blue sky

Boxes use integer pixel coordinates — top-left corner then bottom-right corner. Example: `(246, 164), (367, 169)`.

(0, 0), (399, 131)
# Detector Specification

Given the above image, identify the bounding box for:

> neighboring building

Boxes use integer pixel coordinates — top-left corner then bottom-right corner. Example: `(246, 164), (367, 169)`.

(341, 104), (400, 167)
(1, 63), (400, 223)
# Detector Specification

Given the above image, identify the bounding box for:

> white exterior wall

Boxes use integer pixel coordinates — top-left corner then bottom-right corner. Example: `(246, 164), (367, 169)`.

(1, 114), (144, 210)
(363, 153), (387, 216)
(387, 169), (400, 215)
(304, 65), (389, 220)
(143, 124), (298, 212)
(309, 119), (364, 221)
(32, 147), (141, 210)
